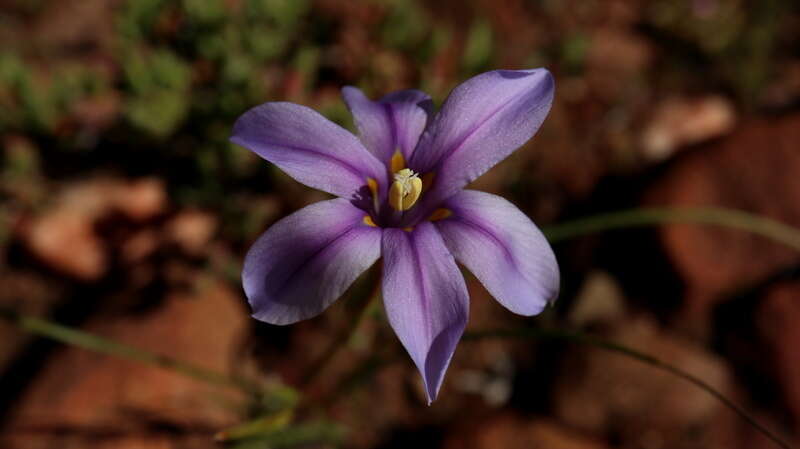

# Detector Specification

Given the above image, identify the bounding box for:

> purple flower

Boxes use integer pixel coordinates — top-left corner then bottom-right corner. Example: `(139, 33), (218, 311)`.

(231, 69), (560, 403)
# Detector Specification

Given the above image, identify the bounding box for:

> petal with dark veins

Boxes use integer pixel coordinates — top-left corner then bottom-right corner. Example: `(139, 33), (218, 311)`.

(231, 102), (387, 199)
(436, 190), (559, 315)
(342, 86), (432, 164)
(381, 222), (469, 403)
(244, 199), (382, 325)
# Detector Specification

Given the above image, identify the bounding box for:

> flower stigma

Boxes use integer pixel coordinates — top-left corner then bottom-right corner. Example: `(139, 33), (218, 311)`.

(389, 168), (422, 211)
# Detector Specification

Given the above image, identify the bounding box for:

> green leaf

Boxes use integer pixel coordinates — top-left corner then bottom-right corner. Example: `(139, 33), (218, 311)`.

(462, 20), (493, 72)
(246, 0), (310, 26)
(125, 90), (189, 137)
(182, 0), (226, 25)
(228, 421), (344, 449)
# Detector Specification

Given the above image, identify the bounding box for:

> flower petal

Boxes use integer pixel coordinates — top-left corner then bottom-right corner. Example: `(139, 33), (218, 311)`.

(381, 222), (468, 403)
(342, 86), (432, 164)
(410, 69), (554, 204)
(231, 102), (387, 198)
(435, 190), (559, 315)
(244, 198), (381, 325)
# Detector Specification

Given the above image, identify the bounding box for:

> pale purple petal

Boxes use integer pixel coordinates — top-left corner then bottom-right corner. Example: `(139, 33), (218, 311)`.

(410, 69), (554, 205)
(231, 102), (387, 198)
(435, 190), (559, 315)
(342, 86), (432, 163)
(381, 222), (468, 403)
(244, 198), (381, 325)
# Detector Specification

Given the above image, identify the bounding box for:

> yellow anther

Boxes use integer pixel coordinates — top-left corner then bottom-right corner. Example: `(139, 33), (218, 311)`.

(363, 215), (378, 227)
(390, 150), (406, 173)
(403, 227), (414, 232)
(366, 178), (378, 197)
(389, 180), (404, 211)
(402, 177), (422, 209)
(389, 168), (422, 211)
(366, 177), (380, 212)
(428, 208), (452, 222)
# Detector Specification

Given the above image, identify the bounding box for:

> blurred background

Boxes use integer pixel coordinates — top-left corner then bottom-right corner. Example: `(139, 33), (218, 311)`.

(1, 0), (800, 448)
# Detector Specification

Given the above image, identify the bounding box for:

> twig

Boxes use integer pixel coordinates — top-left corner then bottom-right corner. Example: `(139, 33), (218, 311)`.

(542, 206), (800, 250)
(300, 264), (382, 388)
(464, 328), (792, 449)
(0, 307), (260, 395)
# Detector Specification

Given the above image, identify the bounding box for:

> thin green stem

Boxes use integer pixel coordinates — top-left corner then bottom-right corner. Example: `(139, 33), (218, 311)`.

(300, 264), (382, 388)
(216, 267), (383, 442)
(464, 328), (792, 449)
(0, 307), (260, 395)
(541, 206), (800, 250)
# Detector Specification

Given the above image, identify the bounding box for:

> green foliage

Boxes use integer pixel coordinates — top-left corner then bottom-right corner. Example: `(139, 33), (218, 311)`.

(229, 421), (344, 449)
(0, 54), (26, 131)
(51, 64), (108, 109)
(462, 20), (493, 73)
(560, 33), (589, 75)
(123, 49), (191, 137)
(647, 0), (781, 104)
(0, 54), (67, 132)
(114, 0), (313, 138)
(124, 48), (191, 94)
(240, 0), (310, 64)
(292, 45), (320, 91)
(117, 0), (169, 40)
(126, 93), (189, 138)
(182, 0), (226, 26)
(245, 0), (310, 26)
(113, 0), (313, 136)
(244, 28), (290, 62)
(380, 0), (431, 53)
(1, 54), (108, 135)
